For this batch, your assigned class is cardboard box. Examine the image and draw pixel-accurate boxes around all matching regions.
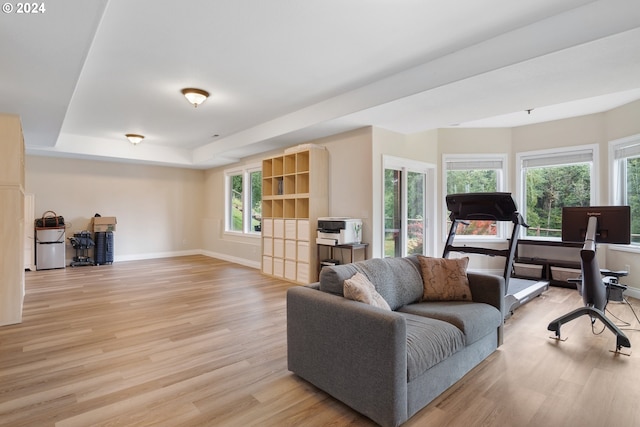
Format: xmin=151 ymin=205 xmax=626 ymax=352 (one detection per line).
xmin=92 ymin=216 xmax=117 ymax=232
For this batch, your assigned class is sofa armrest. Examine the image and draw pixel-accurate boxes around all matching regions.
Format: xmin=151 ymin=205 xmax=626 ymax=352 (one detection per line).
xmin=306 ymin=281 xmax=320 ymax=290
xmin=287 ymin=286 xmax=408 ymax=427
xmin=468 ymin=272 xmax=505 ymax=345
xmin=467 ymin=272 xmax=504 ymax=312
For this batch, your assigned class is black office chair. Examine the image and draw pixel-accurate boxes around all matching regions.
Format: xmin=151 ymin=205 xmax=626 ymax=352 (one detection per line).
xmin=547 ymin=207 xmax=631 ymax=353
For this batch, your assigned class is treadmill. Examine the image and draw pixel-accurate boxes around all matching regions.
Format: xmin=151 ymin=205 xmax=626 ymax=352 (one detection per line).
xmin=443 ymin=192 xmax=549 ymax=316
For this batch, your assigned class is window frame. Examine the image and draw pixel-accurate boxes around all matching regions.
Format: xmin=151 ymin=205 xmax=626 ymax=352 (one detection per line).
xmin=224 ymin=163 xmax=262 ymax=237
xmin=442 ymin=153 xmax=508 ymax=242
xmin=609 ymin=133 xmax=640 ymax=249
xmin=515 ymin=144 xmax=598 ymax=241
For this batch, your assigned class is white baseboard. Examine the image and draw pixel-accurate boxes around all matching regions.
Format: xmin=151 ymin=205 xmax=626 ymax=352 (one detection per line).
xmin=114 ymin=249 xmax=261 ymax=270
xmin=200 ymin=250 xmax=261 ymax=269
xmin=624 ymin=286 xmax=640 ymax=300
xmin=114 ymin=249 xmax=201 ymax=262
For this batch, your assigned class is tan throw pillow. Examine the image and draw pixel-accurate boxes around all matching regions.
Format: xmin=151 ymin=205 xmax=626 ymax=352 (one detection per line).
xmin=418 ymin=256 xmax=472 ymax=301
xmin=343 ymin=272 xmax=391 ymax=311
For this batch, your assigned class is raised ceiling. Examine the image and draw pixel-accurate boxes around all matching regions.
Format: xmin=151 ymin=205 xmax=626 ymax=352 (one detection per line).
xmin=2 ymin=0 xmax=640 ymax=168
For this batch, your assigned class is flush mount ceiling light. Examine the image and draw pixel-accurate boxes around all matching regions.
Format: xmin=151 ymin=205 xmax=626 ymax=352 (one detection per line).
xmin=181 ymin=88 xmax=209 ymax=107
xmin=125 ymin=133 xmax=144 ymax=145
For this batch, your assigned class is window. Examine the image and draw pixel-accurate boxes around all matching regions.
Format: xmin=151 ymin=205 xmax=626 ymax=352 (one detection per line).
xmin=228 ymin=173 xmax=243 ymax=232
xmin=443 ymin=155 xmax=506 ymax=239
xmin=383 ymin=156 xmax=435 ymax=258
xmin=611 ymin=134 xmax=640 ymax=245
xmin=248 ymin=170 xmax=262 ymax=232
xmin=517 ymin=145 xmax=597 ymax=239
xmin=225 ymin=165 xmax=262 ymax=235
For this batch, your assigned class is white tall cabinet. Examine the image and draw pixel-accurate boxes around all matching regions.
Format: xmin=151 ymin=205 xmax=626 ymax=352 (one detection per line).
xmin=0 ymin=114 xmax=26 ymax=326
xmin=261 ymin=147 xmax=328 ymax=284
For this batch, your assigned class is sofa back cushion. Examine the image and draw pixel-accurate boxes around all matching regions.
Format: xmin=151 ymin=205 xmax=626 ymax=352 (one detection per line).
xmin=319 ymin=256 xmax=424 ymax=310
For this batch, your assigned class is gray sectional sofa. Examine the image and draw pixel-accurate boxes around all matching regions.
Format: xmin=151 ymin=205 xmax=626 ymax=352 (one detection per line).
xmin=287 ymin=255 xmax=504 ymax=427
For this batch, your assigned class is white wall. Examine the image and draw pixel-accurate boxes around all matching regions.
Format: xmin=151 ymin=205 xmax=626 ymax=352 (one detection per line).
xmin=26 ymin=156 xmax=205 ymax=263
xmin=322 ymin=128 xmax=374 ymax=243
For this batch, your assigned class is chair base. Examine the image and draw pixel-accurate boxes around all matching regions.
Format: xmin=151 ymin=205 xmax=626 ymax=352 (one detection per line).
xmin=547 ymin=306 xmax=631 ymax=351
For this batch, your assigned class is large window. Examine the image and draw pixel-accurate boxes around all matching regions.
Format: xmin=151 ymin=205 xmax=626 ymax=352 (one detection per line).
xmin=517 ymin=145 xmax=597 ymax=239
xmin=443 ymin=155 xmax=506 ymax=239
xmin=611 ymin=135 xmax=640 ymax=245
xmin=383 ymin=156 xmax=434 ymax=258
xmin=225 ymin=165 xmax=262 ymax=235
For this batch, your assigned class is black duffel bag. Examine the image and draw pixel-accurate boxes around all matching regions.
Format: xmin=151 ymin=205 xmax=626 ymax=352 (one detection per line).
xmin=35 ymin=210 xmax=65 ymax=228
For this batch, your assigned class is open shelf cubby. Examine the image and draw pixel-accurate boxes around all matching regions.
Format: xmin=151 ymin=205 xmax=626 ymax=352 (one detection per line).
xmin=296 ymin=198 xmax=309 ymax=219
xmin=296 ymin=151 xmax=309 ymax=173
xmin=296 ymin=172 xmax=309 ymax=194
xmin=263 ymin=177 xmax=273 ymax=197
xmin=284 ymin=175 xmax=296 ymax=195
xmin=284 ymin=154 xmax=296 ymax=175
xmin=262 ymin=158 xmax=273 ymax=178
xmin=284 ymin=198 xmax=296 ymax=219
xmin=272 ymin=199 xmax=284 ymax=218
xmin=272 ymin=177 xmax=284 ymax=196
xmin=262 ymin=200 xmax=273 ymax=218
xmin=272 ymin=156 xmax=284 ymax=176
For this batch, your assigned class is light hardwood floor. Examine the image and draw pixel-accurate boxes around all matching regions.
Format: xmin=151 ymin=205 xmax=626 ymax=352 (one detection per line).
xmin=1 ymin=255 xmax=639 ymax=427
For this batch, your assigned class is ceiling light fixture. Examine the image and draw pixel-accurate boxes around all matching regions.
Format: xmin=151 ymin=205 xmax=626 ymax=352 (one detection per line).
xmin=125 ymin=133 xmax=145 ymax=145
xmin=181 ymin=88 xmax=209 ymax=107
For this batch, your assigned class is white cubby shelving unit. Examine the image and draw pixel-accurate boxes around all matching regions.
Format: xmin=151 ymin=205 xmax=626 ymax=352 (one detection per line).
xmin=261 ymin=147 xmax=328 ymax=284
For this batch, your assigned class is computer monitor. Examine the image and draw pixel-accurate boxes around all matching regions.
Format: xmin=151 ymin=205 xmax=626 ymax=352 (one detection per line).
xmin=561 ymin=206 xmax=631 ymax=245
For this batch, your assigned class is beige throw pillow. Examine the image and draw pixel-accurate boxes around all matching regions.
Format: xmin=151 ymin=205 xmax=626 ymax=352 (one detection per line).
xmin=418 ymin=256 xmax=472 ymax=301
xmin=343 ymin=272 xmax=391 ymax=311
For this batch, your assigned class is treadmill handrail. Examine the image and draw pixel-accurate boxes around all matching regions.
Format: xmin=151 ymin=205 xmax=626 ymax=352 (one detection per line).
xmin=444 ymin=245 xmax=511 ymax=258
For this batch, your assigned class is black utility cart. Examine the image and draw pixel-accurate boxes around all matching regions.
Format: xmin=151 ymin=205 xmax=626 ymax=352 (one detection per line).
xmin=69 ymin=231 xmax=95 ymax=267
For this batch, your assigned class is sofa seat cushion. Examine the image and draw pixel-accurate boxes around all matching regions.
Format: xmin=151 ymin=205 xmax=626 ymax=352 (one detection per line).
xmin=320 ymin=257 xmax=424 ymax=310
xmin=399 ymin=312 xmax=465 ymax=381
xmin=399 ymin=302 xmax=501 ymax=345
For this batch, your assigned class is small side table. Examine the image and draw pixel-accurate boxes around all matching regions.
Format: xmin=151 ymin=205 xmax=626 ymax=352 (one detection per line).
xmin=317 ymin=242 xmax=369 ymax=275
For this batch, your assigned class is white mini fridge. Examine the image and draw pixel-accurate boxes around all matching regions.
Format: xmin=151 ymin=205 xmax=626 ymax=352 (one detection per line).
xmin=35 ymin=227 xmax=66 ymax=270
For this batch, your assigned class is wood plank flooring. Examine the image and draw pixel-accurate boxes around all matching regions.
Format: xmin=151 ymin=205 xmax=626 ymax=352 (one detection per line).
xmin=1 ymin=255 xmax=639 ymax=426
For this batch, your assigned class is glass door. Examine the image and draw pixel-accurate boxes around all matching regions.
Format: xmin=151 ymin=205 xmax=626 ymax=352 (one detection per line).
xmin=384 ymin=169 xmax=402 ymax=257
xmin=406 ymin=171 xmax=425 ymax=256
xmin=383 ymin=156 xmax=434 ymax=258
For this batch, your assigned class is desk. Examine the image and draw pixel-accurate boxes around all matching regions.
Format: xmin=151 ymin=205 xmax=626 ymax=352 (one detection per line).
xmin=513 ymin=239 xmax=582 ymax=287
xmin=317 ymin=243 xmax=368 ymax=274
